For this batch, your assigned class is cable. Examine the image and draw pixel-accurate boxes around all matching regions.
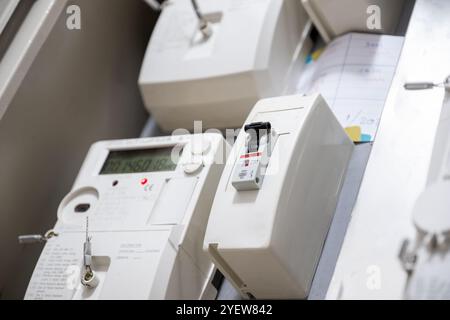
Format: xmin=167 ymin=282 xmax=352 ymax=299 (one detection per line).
xmin=191 ymin=0 xmax=204 ymax=21
xmin=190 ymin=0 xmax=212 ymax=39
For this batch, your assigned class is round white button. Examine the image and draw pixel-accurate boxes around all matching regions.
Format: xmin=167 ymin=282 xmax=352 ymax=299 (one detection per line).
xmin=191 ymin=138 xmax=211 ymax=155
xmin=183 ymin=160 xmax=203 ymax=174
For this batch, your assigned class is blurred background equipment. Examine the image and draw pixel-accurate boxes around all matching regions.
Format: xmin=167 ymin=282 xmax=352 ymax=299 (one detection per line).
xmin=301 ymin=0 xmax=408 ymax=42
xmin=139 ymin=0 xmax=312 ymax=131
xmin=399 ymin=79 xmax=450 ymax=299
xmin=327 ymin=0 xmax=450 ymax=299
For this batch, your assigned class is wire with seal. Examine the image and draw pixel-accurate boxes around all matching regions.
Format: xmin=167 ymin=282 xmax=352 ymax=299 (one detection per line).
xmin=190 ymin=0 xmax=212 ymax=39
xmin=404 ymin=75 xmax=450 ymax=91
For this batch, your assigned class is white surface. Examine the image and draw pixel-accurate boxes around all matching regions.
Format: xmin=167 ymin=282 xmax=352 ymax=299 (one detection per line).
xmin=25 ymin=134 xmax=227 ymax=300
xmin=405 ymin=181 xmax=450 ymax=300
xmin=0 ymin=0 xmax=67 ymax=120
xmin=297 ymin=33 xmax=404 ymax=141
xmin=301 ymin=0 xmax=405 ymax=43
xmin=405 ymin=233 xmax=450 ymax=299
xmin=327 ymin=0 xmax=450 ymax=299
xmin=0 ymin=0 xmax=19 ymax=35
xmin=139 ymin=0 xmax=311 ymax=130
xmin=412 ymin=182 xmax=450 ymax=235
xmin=426 ymin=92 xmax=450 ymax=185
xmin=204 ymin=94 xmax=353 ymax=299
xmin=403 ymin=77 xmax=450 ymax=300
xmin=149 ymin=177 xmax=198 ymax=225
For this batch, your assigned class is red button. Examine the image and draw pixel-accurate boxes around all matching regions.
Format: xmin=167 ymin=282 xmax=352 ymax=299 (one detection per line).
xmin=140 ymin=178 xmax=148 ymax=185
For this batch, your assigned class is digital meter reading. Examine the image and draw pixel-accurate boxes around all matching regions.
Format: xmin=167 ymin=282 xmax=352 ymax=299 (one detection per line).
xmin=100 ymin=147 xmax=179 ymax=174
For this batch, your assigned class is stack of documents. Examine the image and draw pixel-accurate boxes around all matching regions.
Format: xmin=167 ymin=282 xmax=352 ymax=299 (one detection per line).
xmin=297 ymin=33 xmax=404 ymax=142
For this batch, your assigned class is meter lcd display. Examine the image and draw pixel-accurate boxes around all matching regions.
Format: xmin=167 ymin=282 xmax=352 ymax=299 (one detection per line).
xmin=100 ymin=147 xmax=179 ymax=174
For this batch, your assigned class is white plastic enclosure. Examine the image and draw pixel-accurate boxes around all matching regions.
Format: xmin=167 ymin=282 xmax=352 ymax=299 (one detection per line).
xmin=203 ymin=94 xmax=354 ymax=299
xmin=139 ymin=0 xmax=311 ymax=131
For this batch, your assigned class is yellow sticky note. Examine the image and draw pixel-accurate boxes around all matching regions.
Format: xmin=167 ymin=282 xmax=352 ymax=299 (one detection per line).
xmin=311 ymin=48 xmax=324 ymax=61
xmin=345 ymin=126 xmax=361 ymax=142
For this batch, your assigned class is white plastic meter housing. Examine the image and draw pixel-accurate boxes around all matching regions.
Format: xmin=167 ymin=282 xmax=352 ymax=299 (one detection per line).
xmin=203 ymin=94 xmax=354 ymax=299
xmin=139 ymin=0 xmax=311 ymax=131
xmin=25 ymin=134 xmax=228 ymax=300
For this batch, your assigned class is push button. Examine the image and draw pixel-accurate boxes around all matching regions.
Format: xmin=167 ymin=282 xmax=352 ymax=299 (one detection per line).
xmin=183 ymin=160 xmax=203 ymax=174
xmin=191 ymin=137 xmax=211 ymax=155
